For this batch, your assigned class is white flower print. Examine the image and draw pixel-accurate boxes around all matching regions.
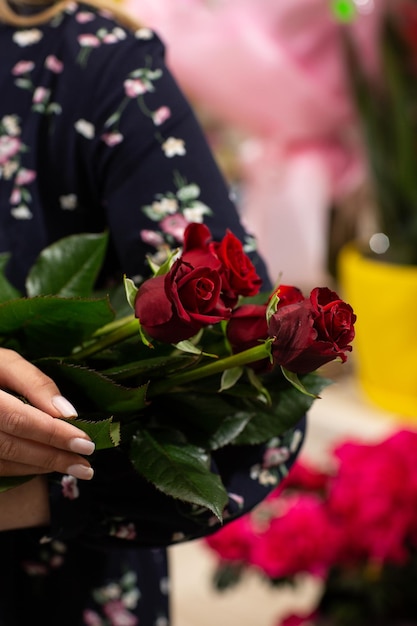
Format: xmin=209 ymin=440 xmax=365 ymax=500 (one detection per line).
xmin=59 ymin=194 xmax=78 ymax=209
xmin=183 ymin=203 xmax=211 ymax=223
xmin=135 ymin=27 xmax=153 ymax=40
xmin=113 ymin=27 xmax=126 ymax=40
xmin=290 ymin=428 xmax=303 ymax=453
xmin=61 ymin=475 xmax=80 ymax=499
xmin=2 ymin=115 xmax=20 ymax=136
xmin=162 ymin=137 xmax=186 ymax=158
xmin=11 ymin=205 xmax=33 ymax=220
xmin=152 ymin=197 xmax=178 ymax=217
xmin=13 ymin=28 xmax=43 ymax=47
xmin=74 ymin=118 xmax=95 ymax=139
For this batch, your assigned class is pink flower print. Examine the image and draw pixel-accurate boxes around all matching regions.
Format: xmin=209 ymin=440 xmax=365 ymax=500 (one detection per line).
xmin=152 ymin=106 xmax=171 ymax=126
xmin=9 ymin=188 xmax=21 ymax=205
xmin=15 ymin=168 xmax=36 ymax=186
xmin=140 ymin=229 xmax=165 ymax=247
xmin=111 ymin=523 xmax=137 ymax=540
xmin=78 ymin=33 xmax=100 ymax=47
xmin=102 ymin=33 xmax=119 ymax=44
xmin=21 ymin=561 xmax=49 ymax=576
xmin=83 ymin=610 xmax=102 ymax=626
xmin=160 ymin=213 xmax=189 ymax=241
xmin=76 ymin=10 xmax=95 ymax=23
xmin=61 ymin=475 xmax=80 ymax=499
xmin=101 ymin=131 xmax=124 ymax=146
xmin=124 ymin=78 xmax=147 ymax=98
xmin=32 ymin=86 xmax=50 ymax=105
xmin=12 ymin=60 xmax=35 ymax=75
xmin=45 ymin=54 xmax=63 ymax=73
xmin=0 ymin=136 xmax=21 ymax=165
xmin=104 ymin=600 xmax=138 ymax=626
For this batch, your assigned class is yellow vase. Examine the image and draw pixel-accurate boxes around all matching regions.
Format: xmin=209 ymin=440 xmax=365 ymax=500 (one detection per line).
xmin=337 ymin=242 xmax=417 ymax=420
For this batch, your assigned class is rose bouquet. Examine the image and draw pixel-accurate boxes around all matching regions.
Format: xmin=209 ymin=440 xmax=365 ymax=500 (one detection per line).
xmin=0 ymin=222 xmax=355 ymax=519
xmin=206 ymin=428 xmax=417 ymax=625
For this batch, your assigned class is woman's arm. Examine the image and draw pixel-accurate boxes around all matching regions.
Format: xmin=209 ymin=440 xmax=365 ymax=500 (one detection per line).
xmin=0 ymin=476 xmax=49 ymax=531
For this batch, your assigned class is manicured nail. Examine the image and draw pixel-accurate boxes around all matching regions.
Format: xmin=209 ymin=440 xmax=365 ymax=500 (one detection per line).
xmin=70 ymin=437 xmax=95 ymax=456
xmin=52 ymin=395 xmax=78 ymax=418
xmin=66 ymin=464 xmax=94 ymax=480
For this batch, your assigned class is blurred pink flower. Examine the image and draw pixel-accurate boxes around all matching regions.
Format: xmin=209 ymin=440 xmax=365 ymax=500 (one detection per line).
xmin=249 ymin=492 xmax=340 ymax=578
xmin=328 ymin=429 xmax=417 ymax=565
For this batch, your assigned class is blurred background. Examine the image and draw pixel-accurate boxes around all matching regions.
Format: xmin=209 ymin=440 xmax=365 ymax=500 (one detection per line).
xmin=124 ymin=1 xmax=417 ymax=624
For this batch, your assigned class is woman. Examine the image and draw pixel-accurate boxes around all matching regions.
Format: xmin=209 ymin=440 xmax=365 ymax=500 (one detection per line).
xmin=0 ymin=2 xmax=306 ymax=624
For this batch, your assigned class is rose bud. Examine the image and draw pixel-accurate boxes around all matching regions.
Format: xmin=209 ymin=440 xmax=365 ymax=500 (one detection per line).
xmin=182 ymin=222 xmax=221 ymax=270
xmin=135 ymin=257 xmax=230 ymax=343
xmin=212 ymin=230 xmax=263 ymax=307
xmin=271 ymin=284 xmax=304 ymax=307
xmin=269 ymin=287 xmax=356 ymax=374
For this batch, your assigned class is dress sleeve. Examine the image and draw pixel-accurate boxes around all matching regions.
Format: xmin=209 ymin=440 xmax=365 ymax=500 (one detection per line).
xmin=45 ymin=28 xmax=307 ymax=547
xmin=71 ymin=30 xmax=269 ymax=284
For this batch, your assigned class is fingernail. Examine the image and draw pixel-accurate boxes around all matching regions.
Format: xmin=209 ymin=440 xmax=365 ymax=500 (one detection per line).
xmin=66 ymin=464 xmax=94 ymax=480
xmin=70 ymin=437 xmax=95 ymax=455
xmin=52 ymin=395 xmax=78 ymax=418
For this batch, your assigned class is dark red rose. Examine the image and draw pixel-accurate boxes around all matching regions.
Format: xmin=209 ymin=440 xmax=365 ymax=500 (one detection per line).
xmin=181 ymin=222 xmax=221 ymax=271
xmin=135 ymin=257 xmax=230 ymax=343
xmin=211 ymin=230 xmax=262 ymax=307
xmin=269 ymin=287 xmax=356 ymax=374
xmin=226 ymin=304 xmax=269 ymax=352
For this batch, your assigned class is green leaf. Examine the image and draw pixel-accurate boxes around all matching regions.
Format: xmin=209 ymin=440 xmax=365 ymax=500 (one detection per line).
xmin=64 ymin=417 xmax=120 ymax=450
xmin=0 ymin=253 xmax=22 ymax=302
xmin=220 ymin=367 xmax=243 ymax=391
xmin=233 ymin=374 xmax=331 ymax=445
xmin=123 ymin=276 xmax=138 ymax=310
xmin=153 ymin=391 xmax=255 ymax=449
xmin=0 ymin=296 xmax=114 ymax=357
xmin=130 ymin=428 xmax=228 ymax=520
xmin=281 ymin=367 xmax=320 ymax=398
xmin=26 ymin=232 xmax=109 ymax=297
xmin=39 ymin=361 xmax=149 ymax=413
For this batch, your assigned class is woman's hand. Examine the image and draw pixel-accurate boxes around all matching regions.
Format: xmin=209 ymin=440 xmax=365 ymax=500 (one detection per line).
xmin=0 ymin=348 xmax=95 ymax=481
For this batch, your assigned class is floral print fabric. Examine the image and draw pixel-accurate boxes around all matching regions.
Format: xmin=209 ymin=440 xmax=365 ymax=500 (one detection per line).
xmin=0 ymin=4 xmax=305 ymax=625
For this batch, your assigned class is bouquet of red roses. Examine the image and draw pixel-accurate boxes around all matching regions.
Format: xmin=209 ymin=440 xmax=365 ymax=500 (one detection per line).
xmin=0 ymin=222 xmax=355 ymax=518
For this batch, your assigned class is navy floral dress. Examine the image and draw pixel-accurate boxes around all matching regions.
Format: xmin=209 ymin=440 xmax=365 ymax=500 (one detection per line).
xmin=0 ymin=4 xmax=306 ymax=625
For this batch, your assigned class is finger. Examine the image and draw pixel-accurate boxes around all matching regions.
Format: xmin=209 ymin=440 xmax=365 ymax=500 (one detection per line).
xmin=0 ymin=348 xmax=78 ymax=419
xmin=0 ymin=433 xmax=94 ymax=480
xmin=0 ymin=390 xmax=95 ymax=456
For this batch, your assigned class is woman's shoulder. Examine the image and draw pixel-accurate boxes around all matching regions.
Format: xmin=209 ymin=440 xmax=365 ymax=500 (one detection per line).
xmin=52 ymin=1 xmax=166 ymax=66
